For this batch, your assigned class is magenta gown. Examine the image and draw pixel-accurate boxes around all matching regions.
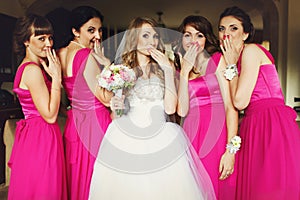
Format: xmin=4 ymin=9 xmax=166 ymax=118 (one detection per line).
xmin=62 ymin=48 xmax=112 ymax=200
xmin=183 ymin=53 xmax=237 ymax=199
xmin=235 ymin=44 xmax=300 ymax=200
xmin=8 ymin=62 xmax=67 ymax=200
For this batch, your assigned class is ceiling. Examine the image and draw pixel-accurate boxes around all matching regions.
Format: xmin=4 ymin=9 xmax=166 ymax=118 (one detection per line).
xmin=1 ymin=0 xmax=263 ymax=30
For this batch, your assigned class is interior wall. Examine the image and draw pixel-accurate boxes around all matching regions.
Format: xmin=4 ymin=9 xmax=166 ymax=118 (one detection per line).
xmin=286 ymin=0 xmax=300 ymax=111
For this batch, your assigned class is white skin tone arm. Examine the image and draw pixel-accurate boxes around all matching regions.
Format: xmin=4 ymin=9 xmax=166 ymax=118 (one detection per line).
xmin=149 ymin=47 xmax=177 ymax=115
xmin=21 ymin=48 xmax=61 ymax=124
xmin=84 ymin=54 xmax=114 ymax=107
xmin=216 ymin=57 xmax=239 ymax=180
xmin=177 ymin=43 xmax=200 ymax=117
xmin=221 ymin=39 xmax=265 ymax=110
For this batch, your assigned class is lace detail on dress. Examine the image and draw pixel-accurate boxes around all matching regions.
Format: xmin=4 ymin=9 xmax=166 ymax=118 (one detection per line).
xmin=127 ymin=76 xmax=164 ymax=106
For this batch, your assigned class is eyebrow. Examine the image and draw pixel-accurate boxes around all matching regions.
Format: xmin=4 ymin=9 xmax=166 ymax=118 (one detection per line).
xmin=184 ymin=30 xmax=203 ymax=35
xmin=142 ymin=30 xmax=151 ymax=34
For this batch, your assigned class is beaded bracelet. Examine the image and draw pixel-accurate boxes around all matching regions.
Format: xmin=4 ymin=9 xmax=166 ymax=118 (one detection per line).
xmin=226 ymin=135 xmax=241 ymax=154
xmin=224 ymin=64 xmax=238 ymax=81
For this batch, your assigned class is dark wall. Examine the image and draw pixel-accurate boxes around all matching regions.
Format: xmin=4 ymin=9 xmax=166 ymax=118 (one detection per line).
xmin=0 ymin=13 xmax=17 ymax=81
xmin=46 ymin=7 xmax=72 ymax=50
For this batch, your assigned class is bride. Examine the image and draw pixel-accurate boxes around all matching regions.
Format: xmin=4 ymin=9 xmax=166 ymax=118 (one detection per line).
xmin=88 ymin=16 xmax=216 ymax=200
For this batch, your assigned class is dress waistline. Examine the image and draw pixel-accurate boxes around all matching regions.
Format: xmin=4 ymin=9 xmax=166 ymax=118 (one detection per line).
xmin=244 ymin=98 xmax=284 ymax=116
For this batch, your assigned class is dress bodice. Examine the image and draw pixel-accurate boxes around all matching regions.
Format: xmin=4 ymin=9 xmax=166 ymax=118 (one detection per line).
xmin=125 ymin=76 xmax=165 ymax=127
xmin=237 ymin=44 xmax=284 ymax=103
xmin=62 ymin=48 xmax=106 ymax=111
xmin=188 ymin=53 xmax=224 ymax=108
xmin=127 ymin=76 xmax=164 ymax=105
xmin=13 ymin=62 xmax=50 ymax=119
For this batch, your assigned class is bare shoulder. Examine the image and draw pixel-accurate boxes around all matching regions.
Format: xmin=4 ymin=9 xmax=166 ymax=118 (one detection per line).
xmin=22 ymin=63 xmax=44 ymax=80
xmin=20 ymin=63 xmax=44 ymax=89
xmin=243 ymin=43 xmax=261 ymax=53
xmin=57 ymin=46 xmax=68 ymax=57
xmin=242 ymin=44 xmax=266 ymax=59
xmin=23 ymin=63 xmax=42 ymax=73
xmin=57 ymin=46 xmax=73 ymax=71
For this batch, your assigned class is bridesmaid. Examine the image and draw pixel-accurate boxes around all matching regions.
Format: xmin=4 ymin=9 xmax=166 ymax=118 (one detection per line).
xmin=176 ymin=15 xmax=239 ymax=199
xmin=8 ymin=14 xmax=67 ymax=199
xmin=219 ymin=6 xmax=300 ymax=200
xmin=57 ymin=6 xmax=113 ymax=200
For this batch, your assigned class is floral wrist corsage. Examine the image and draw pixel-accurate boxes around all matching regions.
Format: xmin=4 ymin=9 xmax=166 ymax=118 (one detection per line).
xmin=224 ymin=64 xmax=238 ymax=80
xmin=226 ymin=135 xmax=241 ymax=154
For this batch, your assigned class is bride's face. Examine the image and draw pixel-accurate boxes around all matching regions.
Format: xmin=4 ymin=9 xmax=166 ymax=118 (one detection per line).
xmin=136 ymin=23 xmax=159 ymax=56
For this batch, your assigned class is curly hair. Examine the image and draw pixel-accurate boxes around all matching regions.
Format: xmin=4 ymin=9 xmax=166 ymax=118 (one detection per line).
xmin=121 ymin=17 xmax=165 ymax=81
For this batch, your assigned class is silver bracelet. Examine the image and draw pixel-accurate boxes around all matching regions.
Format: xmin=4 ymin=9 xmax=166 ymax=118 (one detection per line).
xmin=226 ymin=135 xmax=241 ymax=154
xmin=224 ymin=64 xmax=238 ymax=81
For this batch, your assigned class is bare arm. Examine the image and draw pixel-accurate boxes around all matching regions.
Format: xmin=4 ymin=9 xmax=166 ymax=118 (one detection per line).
xmin=177 ymin=44 xmax=200 ymax=117
xmin=224 ymin=45 xmax=261 ymax=110
xmin=84 ymin=53 xmax=114 ymax=107
xmin=177 ymin=68 xmax=190 ymax=117
xmin=149 ymin=48 xmax=177 ymax=114
xmin=23 ymin=49 xmax=62 ymax=123
xmin=221 ymin=39 xmax=262 ymax=110
xmin=215 ymin=61 xmax=239 ymax=180
xmin=163 ymin=67 xmax=177 ymax=115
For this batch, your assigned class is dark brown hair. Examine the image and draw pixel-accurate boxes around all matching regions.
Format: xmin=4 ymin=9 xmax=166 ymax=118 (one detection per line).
xmin=176 ymin=15 xmax=219 ymax=55
xmin=219 ymin=6 xmax=255 ymax=43
xmin=13 ymin=14 xmax=53 ymax=57
xmin=174 ymin=15 xmax=219 ymax=70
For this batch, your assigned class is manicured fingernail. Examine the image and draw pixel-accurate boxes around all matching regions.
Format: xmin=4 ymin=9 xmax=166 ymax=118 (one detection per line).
xmin=223 ymin=35 xmax=226 ymax=40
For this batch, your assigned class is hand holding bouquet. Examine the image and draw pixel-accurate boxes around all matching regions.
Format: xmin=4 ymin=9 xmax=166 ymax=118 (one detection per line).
xmin=97 ymin=64 xmax=136 ymax=116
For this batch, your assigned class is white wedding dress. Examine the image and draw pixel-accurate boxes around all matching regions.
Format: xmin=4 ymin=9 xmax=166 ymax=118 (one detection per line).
xmin=88 ymin=76 xmax=216 ymax=200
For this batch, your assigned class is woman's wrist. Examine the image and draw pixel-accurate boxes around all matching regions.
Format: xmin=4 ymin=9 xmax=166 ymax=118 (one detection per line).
xmin=226 ymin=135 xmax=241 ymax=154
xmin=163 ymin=66 xmax=174 ymax=75
xmin=52 ymin=75 xmax=62 ymax=83
xmin=180 ymin=67 xmax=190 ymax=79
xmin=224 ymin=64 xmax=238 ymax=80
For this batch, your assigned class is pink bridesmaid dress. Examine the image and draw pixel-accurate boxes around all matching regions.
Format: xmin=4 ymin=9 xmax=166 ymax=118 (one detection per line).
xmin=183 ymin=53 xmax=237 ymax=199
xmin=235 ymin=44 xmax=300 ymax=200
xmin=8 ymin=62 xmax=67 ymax=200
xmin=62 ymin=48 xmax=112 ymax=200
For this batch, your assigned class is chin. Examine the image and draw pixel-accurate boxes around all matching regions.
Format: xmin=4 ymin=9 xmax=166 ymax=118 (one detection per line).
xmin=40 ymin=52 xmax=47 ymax=57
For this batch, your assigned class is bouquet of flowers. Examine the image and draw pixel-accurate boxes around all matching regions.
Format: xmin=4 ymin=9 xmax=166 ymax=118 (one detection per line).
xmin=97 ymin=64 xmax=136 ymax=116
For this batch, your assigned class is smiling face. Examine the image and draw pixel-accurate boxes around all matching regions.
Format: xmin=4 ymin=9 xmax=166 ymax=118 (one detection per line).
xmin=218 ymin=15 xmax=249 ymax=49
xmin=182 ymin=25 xmax=206 ymax=52
xmin=73 ymin=17 xmax=103 ymax=49
xmin=136 ymin=23 xmax=159 ymax=56
xmin=25 ymin=33 xmax=53 ymax=58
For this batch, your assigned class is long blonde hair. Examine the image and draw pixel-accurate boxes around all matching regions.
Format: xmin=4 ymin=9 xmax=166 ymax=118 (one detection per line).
xmin=121 ymin=17 xmax=165 ymax=81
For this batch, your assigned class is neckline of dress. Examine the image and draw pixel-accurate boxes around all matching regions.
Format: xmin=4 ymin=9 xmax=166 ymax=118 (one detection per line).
xmin=70 ymin=40 xmax=86 ymax=48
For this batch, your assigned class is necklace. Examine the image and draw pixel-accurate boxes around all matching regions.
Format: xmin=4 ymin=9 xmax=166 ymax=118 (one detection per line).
xmin=70 ymin=40 xmax=86 ymax=48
